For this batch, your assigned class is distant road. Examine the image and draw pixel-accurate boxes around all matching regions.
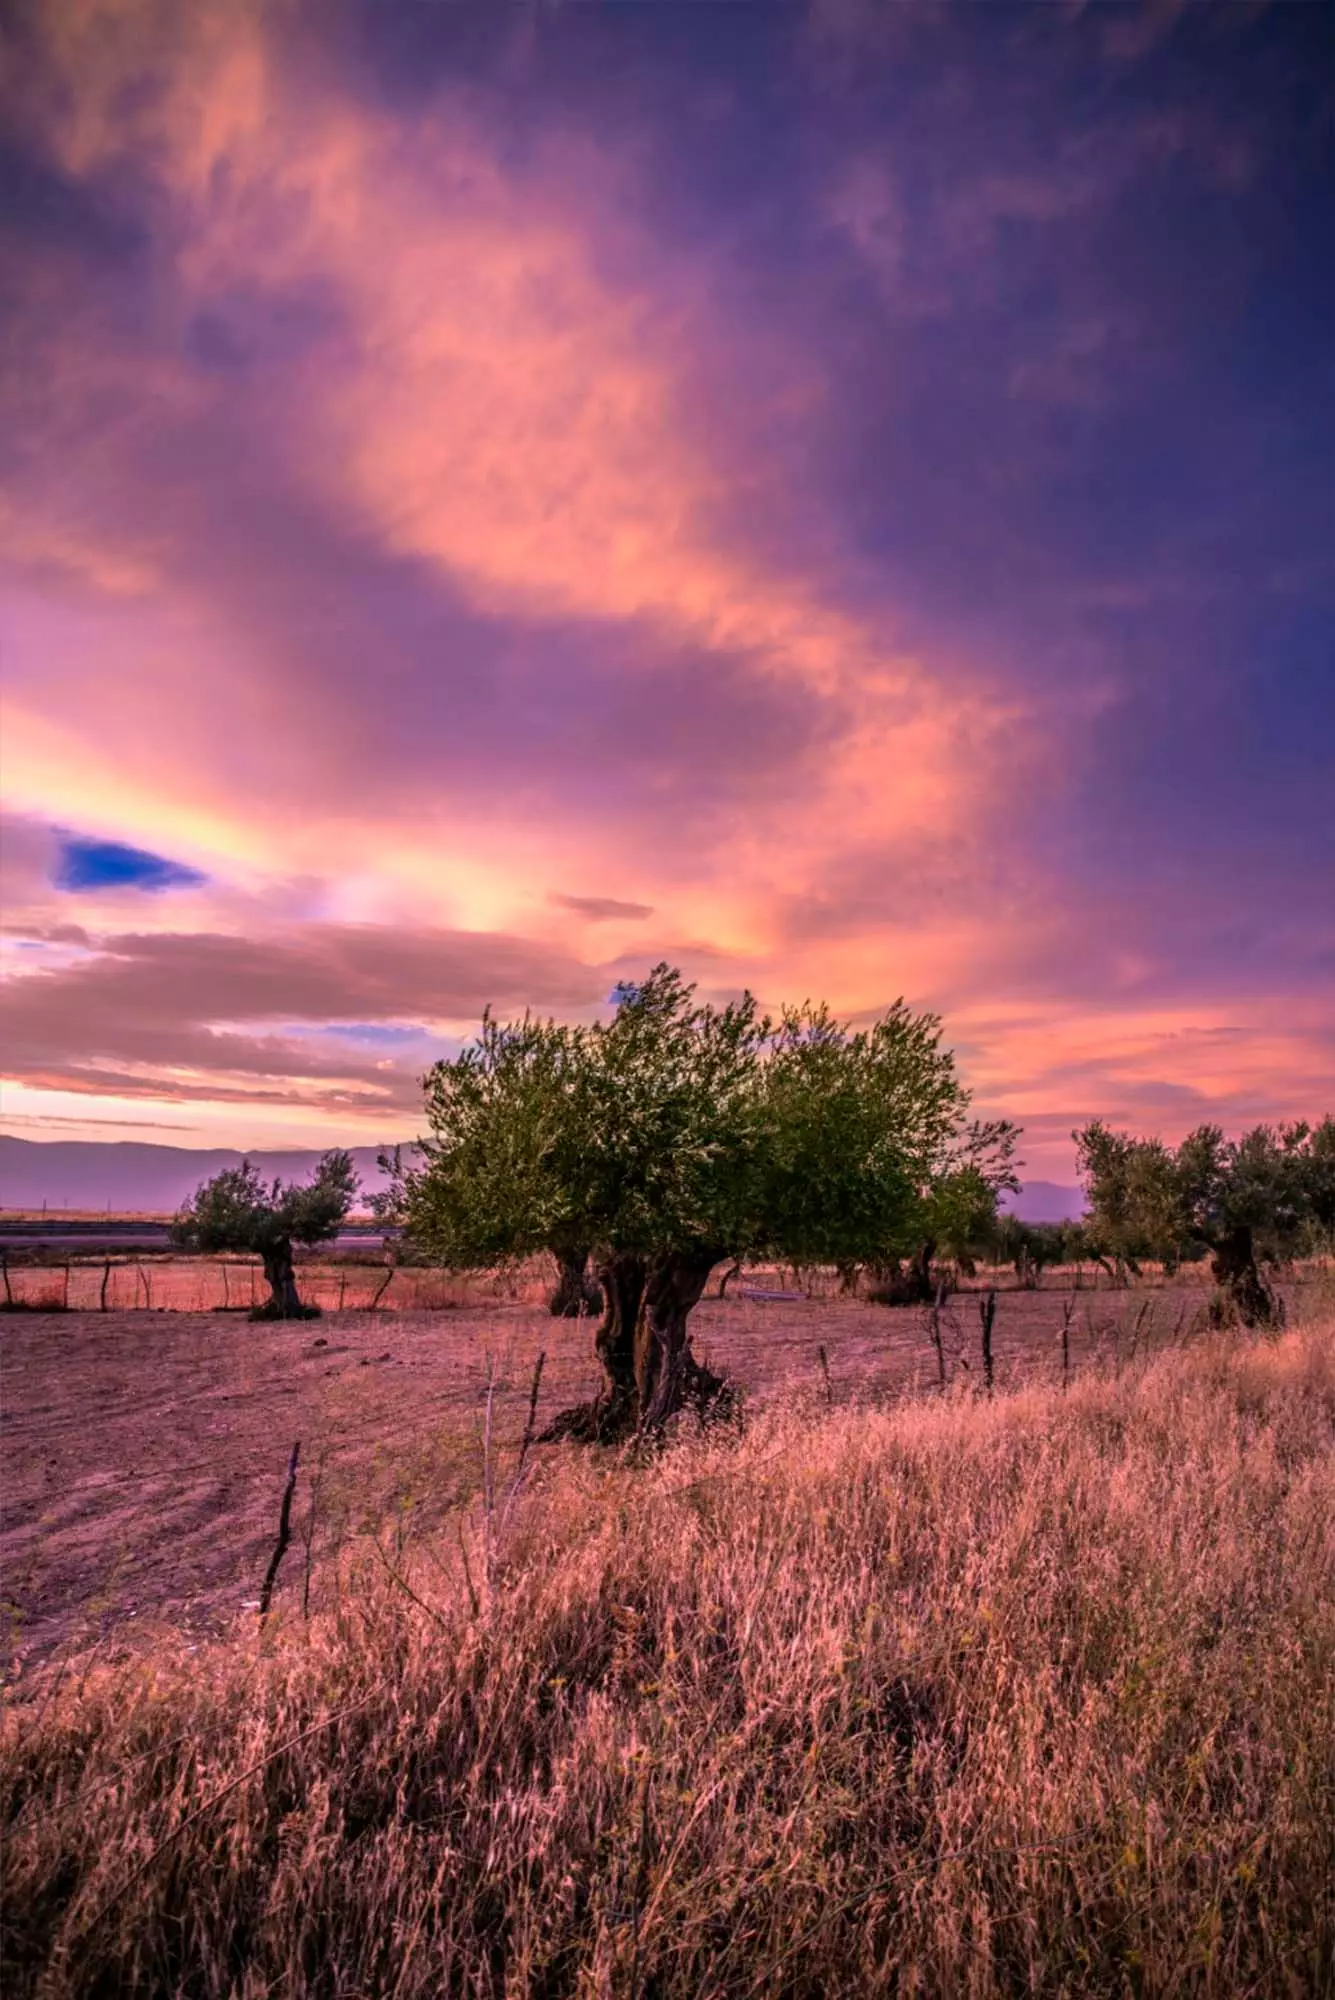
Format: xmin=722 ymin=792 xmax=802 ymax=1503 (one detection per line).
xmin=0 ymin=1221 xmax=389 ymax=1253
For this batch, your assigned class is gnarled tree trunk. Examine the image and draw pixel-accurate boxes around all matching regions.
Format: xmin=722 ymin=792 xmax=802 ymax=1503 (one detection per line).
xmin=1210 ymin=1225 xmax=1281 ymax=1329
xmin=541 ymin=1248 xmax=734 ymax=1442
xmin=541 ymin=1254 xmax=645 ymax=1441
xmin=259 ymin=1237 xmax=304 ymax=1318
xmin=548 ymin=1245 xmax=602 ymax=1318
xmin=634 ymin=1248 xmax=729 ymax=1433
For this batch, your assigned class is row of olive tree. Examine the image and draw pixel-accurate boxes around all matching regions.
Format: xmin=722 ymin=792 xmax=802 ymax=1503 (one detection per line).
xmin=381 ymin=965 xmax=1018 ymax=1438
xmin=167 ymin=971 xmax=1332 ymax=1412
xmin=1073 ymin=1117 xmax=1335 ymax=1325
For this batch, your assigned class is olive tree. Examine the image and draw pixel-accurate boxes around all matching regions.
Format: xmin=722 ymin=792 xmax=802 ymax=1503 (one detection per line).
xmin=170 ymin=1151 xmax=358 ymax=1317
xmin=1072 ymin=1122 xmax=1180 ymax=1281
xmin=401 ymin=964 xmax=1012 ymax=1437
xmin=1075 ymin=1117 xmax=1334 ymax=1326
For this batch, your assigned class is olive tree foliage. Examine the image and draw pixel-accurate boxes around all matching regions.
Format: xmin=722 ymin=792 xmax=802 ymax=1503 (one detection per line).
xmin=1075 ymin=1116 xmax=1335 ymax=1326
xmin=762 ymin=1001 xmax=1017 ymax=1298
xmin=397 ymin=964 xmax=1016 ymax=1437
xmin=170 ymin=1151 xmax=358 ymax=1318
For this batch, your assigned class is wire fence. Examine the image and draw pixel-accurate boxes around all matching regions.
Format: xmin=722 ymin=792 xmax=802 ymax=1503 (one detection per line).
xmin=0 ymin=1255 xmax=549 ymax=1315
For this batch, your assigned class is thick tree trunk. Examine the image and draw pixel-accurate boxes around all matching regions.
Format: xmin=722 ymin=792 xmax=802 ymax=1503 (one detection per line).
xmin=869 ymin=1249 xmax=948 ymax=1307
xmin=541 ymin=1248 xmax=734 ymax=1442
xmin=540 ymin=1255 xmax=645 ymax=1442
xmin=594 ymin=1255 xmax=646 ymax=1419
xmin=548 ymin=1245 xmax=602 ymax=1318
xmin=1210 ymin=1225 xmax=1281 ymax=1329
xmin=259 ymin=1238 xmax=305 ymax=1318
xmin=907 ymin=1240 xmax=939 ymax=1304
xmin=634 ymin=1249 xmax=733 ymax=1434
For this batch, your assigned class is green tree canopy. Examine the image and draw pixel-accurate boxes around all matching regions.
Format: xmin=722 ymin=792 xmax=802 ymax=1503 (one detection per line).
xmin=401 ymin=965 xmax=1016 ymax=1436
xmin=170 ymin=1150 xmax=358 ymax=1317
xmin=1074 ymin=1117 xmax=1334 ymax=1325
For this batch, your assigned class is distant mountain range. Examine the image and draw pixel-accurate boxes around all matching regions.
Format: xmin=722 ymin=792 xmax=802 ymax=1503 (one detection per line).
xmin=1000 ymin=1180 xmax=1086 ymax=1223
xmin=0 ymin=1135 xmax=1085 ymax=1222
xmin=0 ymin=1137 xmax=408 ymax=1214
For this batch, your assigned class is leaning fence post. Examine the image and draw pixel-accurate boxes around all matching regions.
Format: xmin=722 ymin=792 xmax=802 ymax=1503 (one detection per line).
xmin=100 ymin=1259 xmax=112 ymax=1312
xmin=259 ymin=1440 xmax=301 ymax=1621
xmin=1 ymin=1250 xmax=10 ymax=1309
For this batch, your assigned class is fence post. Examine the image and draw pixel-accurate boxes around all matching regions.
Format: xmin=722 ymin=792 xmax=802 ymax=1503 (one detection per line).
xmin=979 ymin=1289 xmax=996 ymax=1396
xmin=259 ymin=1441 xmax=301 ymax=1620
xmin=929 ymin=1280 xmax=946 ymax=1389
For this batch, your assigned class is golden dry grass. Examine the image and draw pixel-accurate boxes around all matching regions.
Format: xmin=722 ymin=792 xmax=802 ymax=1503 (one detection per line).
xmin=3 ymin=1318 xmax=1333 ymax=1997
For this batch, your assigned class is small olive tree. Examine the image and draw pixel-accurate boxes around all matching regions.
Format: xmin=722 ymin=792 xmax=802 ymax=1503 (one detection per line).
xmin=170 ymin=1151 xmax=359 ymax=1318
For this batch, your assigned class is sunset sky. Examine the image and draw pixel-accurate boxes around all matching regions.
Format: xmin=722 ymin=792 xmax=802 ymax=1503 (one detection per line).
xmin=1 ymin=0 xmax=1331 ymax=1180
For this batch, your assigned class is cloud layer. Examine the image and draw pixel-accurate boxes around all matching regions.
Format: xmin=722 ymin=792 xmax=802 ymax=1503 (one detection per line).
xmin=1 ymin=0 xmax=1331 ymax=1172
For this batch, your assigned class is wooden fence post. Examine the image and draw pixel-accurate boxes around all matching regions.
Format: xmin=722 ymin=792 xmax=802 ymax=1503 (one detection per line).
xmin=259 ymin=1441 xmax=301 ymax=1620
xmin=979 ymin=1289 xmax=996 ymax=1396
xmin=929 ymin=1280 xmax=947 ymax=1389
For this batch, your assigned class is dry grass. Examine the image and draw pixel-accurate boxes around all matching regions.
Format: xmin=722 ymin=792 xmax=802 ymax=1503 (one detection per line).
xmin=4 ymin=1320 xmax=1334 ymax=1998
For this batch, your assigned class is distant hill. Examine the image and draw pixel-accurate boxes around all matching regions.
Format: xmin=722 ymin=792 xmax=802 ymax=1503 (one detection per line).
xmin=0 ymin=1137 xmax=413 ymax=1215
xmin=1001 ymin=1180 xmax=1086 ymax=1223
xmin=2 ymin=1134 xmax=1084 ymax=1224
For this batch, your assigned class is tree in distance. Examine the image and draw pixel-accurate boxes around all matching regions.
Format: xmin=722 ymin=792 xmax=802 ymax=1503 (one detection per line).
xmin=395 ymin=964 xmax=1018 ymax=1439
xmin=1074 ymin=1117 xmax=1335 ymax=1326
xmin=995 ymin=1217 xmax=1071 ymax=1288
xmin=170 ymin=1151 xmax=359 ymax=1318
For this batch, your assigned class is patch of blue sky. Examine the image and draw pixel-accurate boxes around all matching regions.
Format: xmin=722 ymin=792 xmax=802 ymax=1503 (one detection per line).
xmin=56 ymin=835 xmax=206 ymax=892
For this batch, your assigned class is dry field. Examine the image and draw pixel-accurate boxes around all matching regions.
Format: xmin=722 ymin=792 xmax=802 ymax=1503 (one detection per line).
xmin=0 ymin=1272 xmax=1325 ymax=1674
xmin=3 ymin=1306 xmax=1332 ymax=1997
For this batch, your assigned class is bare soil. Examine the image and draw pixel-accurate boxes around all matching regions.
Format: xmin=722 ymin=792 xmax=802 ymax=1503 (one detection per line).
xmin=2 ymin=1273 xmax=1320 ymax=1676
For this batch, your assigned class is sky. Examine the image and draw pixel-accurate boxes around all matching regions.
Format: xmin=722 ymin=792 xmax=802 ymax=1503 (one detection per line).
xmin=0 ymin=0 xmax=1331 ymax=1181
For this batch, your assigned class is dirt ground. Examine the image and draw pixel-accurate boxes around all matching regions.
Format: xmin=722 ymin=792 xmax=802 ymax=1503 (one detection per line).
xmin=2 ymin=1273 xmax=1323 ymax=1677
